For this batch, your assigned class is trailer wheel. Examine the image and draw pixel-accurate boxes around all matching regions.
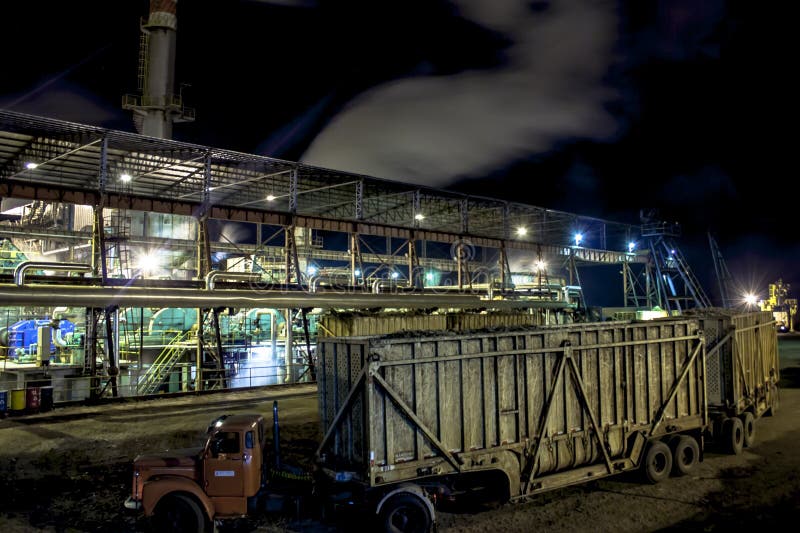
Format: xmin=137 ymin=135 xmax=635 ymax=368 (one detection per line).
xmin=670 ymin=436 xmax=699 ymax=476
xmin=740 ymin=412 xmax=756 ymax=448
xmin=642 ymin=441 xmax=672 ymax=484
xmin=377 ymin=492 xmax=432 ymax=533
xmin=722 ymin=417 xmax=744 ymax=455
xmin=151 ymin=494 xmax=209 ymax=533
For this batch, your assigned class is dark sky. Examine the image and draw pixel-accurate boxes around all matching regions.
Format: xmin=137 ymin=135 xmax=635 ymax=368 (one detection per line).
xmin=0 ymin=0 xmax=793 ymax=305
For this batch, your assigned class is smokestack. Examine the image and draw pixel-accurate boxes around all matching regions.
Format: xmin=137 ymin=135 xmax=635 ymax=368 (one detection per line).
xmin=123 ymin=0 xmax=194 ymax=138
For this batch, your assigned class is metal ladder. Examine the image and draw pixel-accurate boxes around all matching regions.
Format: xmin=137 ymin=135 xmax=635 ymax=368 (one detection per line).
xmin=137 ymin=331 xmax=190 ymax=395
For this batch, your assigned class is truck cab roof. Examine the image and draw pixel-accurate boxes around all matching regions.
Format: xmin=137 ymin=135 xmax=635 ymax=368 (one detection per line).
xmin=208 ymin=414 xmax=264 ymax=434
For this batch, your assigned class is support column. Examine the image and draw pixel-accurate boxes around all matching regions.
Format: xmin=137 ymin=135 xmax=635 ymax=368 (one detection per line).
xmin=284 ymin=308 xmax=293 ymax=383
xmin=350 ymin=233 xmax=358 ymax=287
xmin=623 ymin=261 xmax=629 ymax=308
xmin=104 ymin=307 xmax=119 ymax=397
xmin=407 ymin=237 xmax=418 ymax=289
xmin=194 ymin=151 xmax=213 ymax=392
xmin=500 ymin=244 xmax=508 ymax=289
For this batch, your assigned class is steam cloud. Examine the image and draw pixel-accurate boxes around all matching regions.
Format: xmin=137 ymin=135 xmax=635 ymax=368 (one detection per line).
xmin=301 ymin=0 xmax=620 ymax=187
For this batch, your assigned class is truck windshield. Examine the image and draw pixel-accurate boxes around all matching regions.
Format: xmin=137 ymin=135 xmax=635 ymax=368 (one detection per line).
xmin=210 ymin=431 xmax=240 ymax=456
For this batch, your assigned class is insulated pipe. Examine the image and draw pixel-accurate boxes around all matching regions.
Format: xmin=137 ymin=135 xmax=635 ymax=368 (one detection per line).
xmin=0 ymin=285 xmax=574 ymax=310
xmin=53 ymin=324 xmax=69 ymax=348
xmin=204 ymin=271 xmax=261 ymax=291
xmin=309 ymin=276 xmax=347 ymax=293
xmin=372 ymin=279 xmax=395 ymax=294
xmin=52 ymin=307 xmax=83 ymax=348
xmin=14 ymin=261 xmax=92 ymax=286
xmin=255 ymin=309 xmax=279 ymax=356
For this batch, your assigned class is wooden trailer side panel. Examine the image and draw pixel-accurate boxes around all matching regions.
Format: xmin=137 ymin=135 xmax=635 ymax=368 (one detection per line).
xmin=688 ymin=309 xmax=779 ymax=415
xmin=317 ymin=318 xmax=706 ymax=489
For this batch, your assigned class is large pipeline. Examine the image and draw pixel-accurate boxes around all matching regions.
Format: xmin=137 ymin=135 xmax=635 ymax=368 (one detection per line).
xmin=204 ymin=271 xmax=261 ymax=291
xmin=14 ymin=261 xmax=92 ymax=286
xmin=0 ymin=284 xmax=573 ymax=310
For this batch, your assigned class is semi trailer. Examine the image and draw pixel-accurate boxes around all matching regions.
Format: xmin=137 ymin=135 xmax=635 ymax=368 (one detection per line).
xmin=124 ymin=310 xmax=779 ymax=532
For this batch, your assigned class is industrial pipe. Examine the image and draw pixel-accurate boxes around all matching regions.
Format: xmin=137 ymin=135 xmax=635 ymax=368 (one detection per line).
xmin=204 ymin=271 xmax=262 ymax=291
xmin=309 ymin=275 xmax=347 ymax=293
xmin=255 ymin=309 xmax=279 ymax=356
xmin=372 ymin=279 xmax=396 ymax=294
xmin=0 ymin=285 xmax=574 ymax=310
xmin=53 ymin=325 xmax=69 ymax=349
xmin=14 ymin=261 xmax=92 ymax=286
xmin=52 ymin=307 xmax=82 ymax=348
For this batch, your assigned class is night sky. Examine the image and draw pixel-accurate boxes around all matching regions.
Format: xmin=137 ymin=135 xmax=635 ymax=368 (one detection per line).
xmin=0 ymin=0 xmax=792 ymax=305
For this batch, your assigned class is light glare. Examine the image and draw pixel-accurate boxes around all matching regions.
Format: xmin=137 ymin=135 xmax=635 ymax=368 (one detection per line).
xmin=136 ymin=251 xmax=161 ymax=274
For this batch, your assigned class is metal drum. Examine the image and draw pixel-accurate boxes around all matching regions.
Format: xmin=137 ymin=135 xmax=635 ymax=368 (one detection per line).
xmin=25 ymin=387 xmax=40 ymax=414
xmin=39 ymin=386 xmax=54 ymax=412
xmin=10 ymin=389 xmax=26 ymax=415
xmin=0 ymin=390 xmax=7 ymax=417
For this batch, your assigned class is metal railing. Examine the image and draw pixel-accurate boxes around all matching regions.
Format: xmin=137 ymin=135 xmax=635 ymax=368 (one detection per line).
xmin=136 ymin=330 xmax=191 ymax=395
xmin=0 ymin=361 xmax=314 ymax=412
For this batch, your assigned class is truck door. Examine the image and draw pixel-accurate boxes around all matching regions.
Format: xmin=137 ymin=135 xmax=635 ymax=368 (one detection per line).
xmin=204 ymin=431 xmax=245 ymax=496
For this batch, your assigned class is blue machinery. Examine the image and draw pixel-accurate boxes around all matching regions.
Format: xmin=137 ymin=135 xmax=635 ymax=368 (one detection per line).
xmin=4 ymin=318 xmax=76 ymax=359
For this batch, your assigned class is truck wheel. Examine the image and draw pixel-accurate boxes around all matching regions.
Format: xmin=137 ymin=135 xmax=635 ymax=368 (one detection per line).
xmin=740 ymin=412 xmax=756 ymax=448
xmin=642 ymin=441 xmax=672 ymax=484
xmin=152 ymin=494 xmax=209 ymax=533
xmin=670 ymin=436 xmax=699 ymax=476
xmin=378 ymin=493 xmax=432 ymax=533
xmin=723 ymin=417 xmax=744 ymax=455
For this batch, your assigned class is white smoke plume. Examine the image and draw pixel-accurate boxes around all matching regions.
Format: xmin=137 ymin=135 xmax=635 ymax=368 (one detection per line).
xmin=301 ymin=0 xmax=620 ymax=187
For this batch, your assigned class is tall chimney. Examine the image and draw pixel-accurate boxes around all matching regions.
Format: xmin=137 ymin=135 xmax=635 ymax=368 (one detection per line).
xmin=123 ymin=0 xmax=194 ymax=139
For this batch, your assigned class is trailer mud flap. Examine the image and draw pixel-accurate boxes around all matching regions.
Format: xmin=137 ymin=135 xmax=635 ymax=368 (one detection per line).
xmin=627 ymin=432 xmax=646 ymax=466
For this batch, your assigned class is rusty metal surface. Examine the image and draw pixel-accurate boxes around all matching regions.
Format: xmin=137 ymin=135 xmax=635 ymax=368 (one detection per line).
xmin=317 ymin=318 xmax=706 ymax=494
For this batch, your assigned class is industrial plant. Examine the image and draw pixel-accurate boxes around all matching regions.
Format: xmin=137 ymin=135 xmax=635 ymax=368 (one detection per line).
xmin=0 ymin=0 xmax=728 ymax=411
xmin=0 ymin=3 xmax=790 ymax=533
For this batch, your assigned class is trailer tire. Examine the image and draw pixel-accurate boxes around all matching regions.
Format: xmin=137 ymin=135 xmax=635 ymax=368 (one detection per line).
xmin=723 ymin=417 xmax=744 ymax=455
xmin=740 ymin=412 xmax=756 ymax=448
xmin=670 ymin=436 xmax=699 ymax=476
xmin=377 ymin=492 xmax=432 ymax=533
xmin=151 ymin=494 xmax=210 ymax=533
xmin=643 ymin=441 xmax=672 ymax=484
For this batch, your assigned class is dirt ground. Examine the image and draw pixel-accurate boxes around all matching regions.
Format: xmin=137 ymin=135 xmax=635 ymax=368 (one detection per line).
xmin=1 ymin=337 xmax=799 ymax=532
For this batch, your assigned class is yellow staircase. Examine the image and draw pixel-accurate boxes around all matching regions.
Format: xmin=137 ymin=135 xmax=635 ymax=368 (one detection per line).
xmin=137 ymin=331 xmax=191 ymax=395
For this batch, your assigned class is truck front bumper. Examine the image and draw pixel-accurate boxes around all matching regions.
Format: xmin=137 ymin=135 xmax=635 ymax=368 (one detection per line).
xmin=124 ymin=497 xmax=142 ymax=511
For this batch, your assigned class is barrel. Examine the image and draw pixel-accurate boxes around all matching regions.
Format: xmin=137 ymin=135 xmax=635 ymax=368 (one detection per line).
xmin=10 ymin=389 xmax=26 ymax=415
xmin=39 ymin=386 xmax=54 ymax=413
xmin=25 ymin=387 xmax=40 ymax=414
xmin=0 ymin=390 xmax=7 ymax=417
